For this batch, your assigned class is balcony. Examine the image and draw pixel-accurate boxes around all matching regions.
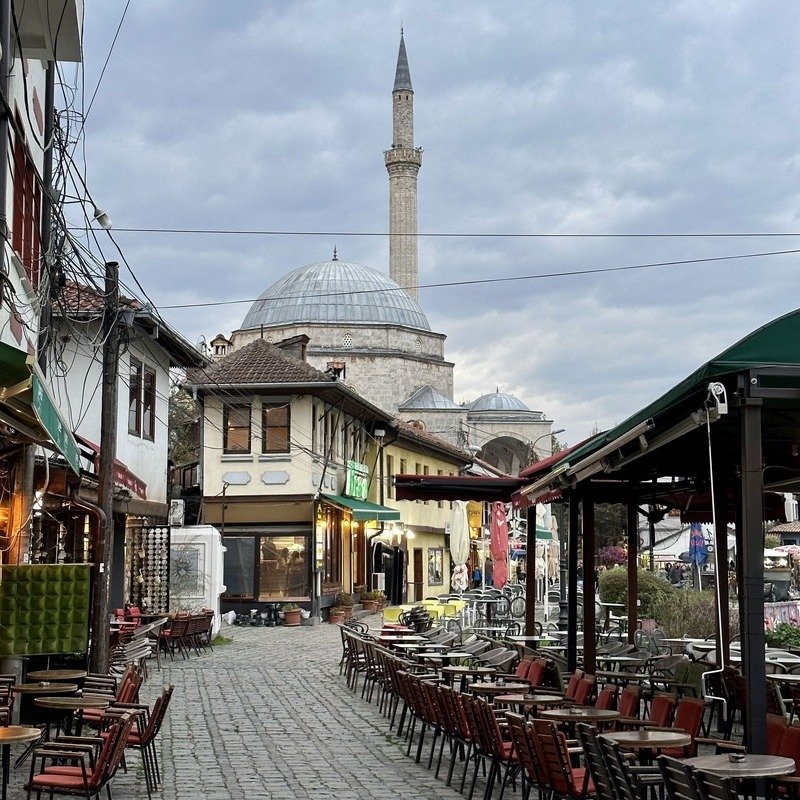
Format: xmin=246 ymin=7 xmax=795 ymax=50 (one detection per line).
xmin=16 ymin=0 xmax=83 ymax=62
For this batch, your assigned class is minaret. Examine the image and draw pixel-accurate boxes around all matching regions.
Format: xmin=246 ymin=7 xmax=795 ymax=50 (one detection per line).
xmin=385 ymin=31 xmax=422 ymax=301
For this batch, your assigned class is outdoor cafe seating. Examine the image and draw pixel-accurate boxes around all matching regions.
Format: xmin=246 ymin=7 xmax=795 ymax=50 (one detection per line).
xmin=334 ymin=612 xmax=800 ymax=800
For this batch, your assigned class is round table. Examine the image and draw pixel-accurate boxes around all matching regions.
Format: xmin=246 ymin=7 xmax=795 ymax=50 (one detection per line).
xmin=34 ymin=696 xmax=110 ymax=737
xmin=0 ymin=726 xmax=42 ymax=800
xmin=767 ymin=673 xmax=800 ymax=684
xmin=26 ymin=669 xmax=87 ymax=682
xmin=685 ymin=754 xmax=794 ymax=778
xmin=494 ymin=693 xmax=565 ymax=709
xmin=11 ymin=683 xmax=78 ymax=695
xmin=470 ymin=681 xmax=530 ymax=696
xmin=539 ymin=707 xmax=620 ymax=724
xmin=604 ymin=729 xmax=692 ymax=750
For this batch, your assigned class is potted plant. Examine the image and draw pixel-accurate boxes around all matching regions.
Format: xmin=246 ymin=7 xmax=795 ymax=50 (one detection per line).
xmin=328 ymin=606 xmax=345 ymax=624
xmin=336 ymin=591 xmax=355 ymax=620
xmin=353 ymin=584 xmax=367 ymax=603
xmin=361 ymin=590 xmax=380 ymax=613
xmin=282 ymin=603 xmax=302 ymax=627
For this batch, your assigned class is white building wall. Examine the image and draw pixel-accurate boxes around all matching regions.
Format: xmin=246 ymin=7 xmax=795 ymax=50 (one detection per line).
xmin=52 ymin=318 xmax=172 ymax=503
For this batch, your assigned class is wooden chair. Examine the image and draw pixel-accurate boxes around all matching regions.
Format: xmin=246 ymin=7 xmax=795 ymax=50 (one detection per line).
xmin=26 ymin=711 xmax=136 ymax=800
xmin=105 ymin=685 xmax=175 ymax=799
xmin=533 ymin=719 xmax=593 ymax=800
xmin=658 ymin=754 xmax=703 ymax=800
xmin=576 ymin=723 xmax=618 ymax=800
xmin=506 ymin=713 xmax=547 ymax=800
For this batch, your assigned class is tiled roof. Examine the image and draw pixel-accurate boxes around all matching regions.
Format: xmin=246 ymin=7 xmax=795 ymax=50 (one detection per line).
xmin=186 ymin=338 xmax=333 ymax=387
xmin=770 ymin=521 xmax=800 ymax=533
xmin=59 ymin=280 xmax=141 ymax=314
xmin=394 ymin=419 xmax=470 ymax=463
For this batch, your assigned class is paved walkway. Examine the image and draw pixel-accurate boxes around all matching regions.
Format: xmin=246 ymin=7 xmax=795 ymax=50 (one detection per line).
xmin=8 ymin=618 xmax=466 ymax=799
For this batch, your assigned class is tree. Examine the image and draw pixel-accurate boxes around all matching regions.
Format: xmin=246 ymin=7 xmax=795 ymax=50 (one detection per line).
xmin=169 ymin=387 xmax=200 ymax=466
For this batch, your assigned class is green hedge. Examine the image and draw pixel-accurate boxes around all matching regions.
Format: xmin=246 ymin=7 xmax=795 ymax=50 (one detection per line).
xmin=598 ymin=567 xmax=676 ymax=619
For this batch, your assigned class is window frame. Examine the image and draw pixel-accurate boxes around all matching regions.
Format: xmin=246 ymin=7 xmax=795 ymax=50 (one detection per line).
xmin=223 ymin=402 xmax=252 ymax=454
xmin=261 ymin=402 xmax=291 ymax=454
xmin=142 ymin=365 xmax=156 ymax=441
xmin=128 ymin=357 xmax=143 ymax=436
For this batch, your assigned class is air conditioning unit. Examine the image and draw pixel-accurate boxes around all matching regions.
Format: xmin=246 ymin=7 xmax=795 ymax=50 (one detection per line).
xmin=372 ymin=572 xmax=385 ymax=591
xmin=168 ymin=500 xmax=185 ymax=527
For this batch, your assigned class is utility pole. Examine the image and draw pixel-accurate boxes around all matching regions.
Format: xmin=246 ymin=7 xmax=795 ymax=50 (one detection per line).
xmin=89 ymin=261 xmax=119 ymax=672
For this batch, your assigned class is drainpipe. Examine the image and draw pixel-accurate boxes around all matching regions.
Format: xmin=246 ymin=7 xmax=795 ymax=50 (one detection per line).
xmin=367 ymin=426 xmax=395 ymax=593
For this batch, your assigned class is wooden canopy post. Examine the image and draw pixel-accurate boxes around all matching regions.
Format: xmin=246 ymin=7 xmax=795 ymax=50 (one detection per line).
xmin=567 ymin=490 xmax=580 ymax=672
xmin=738 ymin=373 xmax=766 ymax=754
xmin=525 ymin=503 xmax=537 ymax=635
xmin=582 ymin=487 xmax=597 ymax=674
xmin=626 ymin=500 xmax=639 ymax=645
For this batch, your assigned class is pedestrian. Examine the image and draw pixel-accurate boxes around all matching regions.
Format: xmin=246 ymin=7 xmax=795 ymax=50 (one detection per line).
xmin=472 ymin=564 xmax=482 ymax=588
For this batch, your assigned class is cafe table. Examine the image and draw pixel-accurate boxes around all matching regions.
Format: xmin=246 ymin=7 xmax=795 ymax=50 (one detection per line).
xmin=506 ymin=636 xmax=554 ymax=646
xmin=604 ymin=729 xmax=691 ymax=752
xmin=539 ymin=707 xmax=620 ymax=725
xmin=596 ymin=670 xmax=650 ymax=685
xmin=11 ymin=682 xmax=78 ymax=696
xmin=469 ymin=681 xmax=530 ymax=697
xmin=685 ymin=753 xmax=794 ymax=779
xmin=26 ymin=669 xmax=87 ymax=682
xmin=493 ymin=693 xmax=565 ymax=711
xmin=767 ymin=673 xmax=800 ymax=684
xmin=0 ymin=726 xmax=41 ymax=800
xmin=34 ymin=695 xmax=110 ymax=737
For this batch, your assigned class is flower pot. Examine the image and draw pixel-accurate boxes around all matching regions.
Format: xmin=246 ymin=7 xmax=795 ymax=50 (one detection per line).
xmin=329 ymin=611 xmax=345 ymax=624
xmin=362 ymin=600 xmax=378 ymax=613
xmin=342 ymin=606 xmax=354 ymax=620
xmin=283 ymin=608 xmax=302 ymax=626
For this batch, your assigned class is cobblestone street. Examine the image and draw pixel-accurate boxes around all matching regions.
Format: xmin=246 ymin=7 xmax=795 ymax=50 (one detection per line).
xmin=8 ymin=619 xmax=466 ymax=799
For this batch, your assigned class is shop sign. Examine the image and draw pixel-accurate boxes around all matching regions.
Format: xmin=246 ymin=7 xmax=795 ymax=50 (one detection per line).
xmin=467 ymin=501 xmax=483 ymax=539
xmin=345 ymin=460 xmax=369 ymax=500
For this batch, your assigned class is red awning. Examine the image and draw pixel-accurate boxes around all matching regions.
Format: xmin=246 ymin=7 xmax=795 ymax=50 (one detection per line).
xmin=75 ymin=435 xmax=148 ymax=499
xmin=394 ymin=474 xmax=524 ymax=502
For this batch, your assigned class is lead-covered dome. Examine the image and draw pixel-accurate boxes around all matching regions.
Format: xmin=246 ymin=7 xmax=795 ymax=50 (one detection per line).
xmin=241 ymin=258 xmax=431 ymax=331
xmin=470 ymin=391 xmax=530 ymax=412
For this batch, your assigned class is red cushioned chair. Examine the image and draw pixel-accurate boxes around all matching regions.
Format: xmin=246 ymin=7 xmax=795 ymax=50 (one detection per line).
xmin=533 ymin=719 xmax=594 ymax=800
xmin=26 ymin=711 xmax=136 ymax=800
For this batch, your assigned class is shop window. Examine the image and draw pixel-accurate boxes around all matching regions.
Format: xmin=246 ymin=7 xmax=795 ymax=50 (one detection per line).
xmin=428 ymin=548 xmax=444 ymax=586
xmin=223 ymin=403 xmax=251 ymax=453
xmin=262 ymin=403 xmax=290 ymax=453
xmin=222 ymin=537 xmax=255 ymax=598
xmin=258 ymin=535 xmax=309 ymax=599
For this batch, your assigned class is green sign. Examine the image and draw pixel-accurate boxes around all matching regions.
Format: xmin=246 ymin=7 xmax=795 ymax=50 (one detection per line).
xmin=32 ymin=370 xmax=82 ymax=475
xmin=345 ymin=459 xmax=369 ymax=500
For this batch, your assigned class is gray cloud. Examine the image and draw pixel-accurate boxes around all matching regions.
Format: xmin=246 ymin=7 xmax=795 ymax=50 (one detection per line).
xmin=77 ymin=0 xmax=800 ymax=443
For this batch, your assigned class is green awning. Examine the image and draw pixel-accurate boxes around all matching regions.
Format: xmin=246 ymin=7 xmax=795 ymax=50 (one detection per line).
xmin=321 ymin=493 xmax=401 ymax=521
xmin=0 ymin=343 xmax=81 ymax=475
xmin=31 ymin=367 xmax=81 ymax=475
xmin=535 ymin=525 xmax=552 ymax=540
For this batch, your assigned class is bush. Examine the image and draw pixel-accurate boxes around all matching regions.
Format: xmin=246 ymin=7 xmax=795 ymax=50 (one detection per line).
xmin=335 ymin=592 xmax=354 ymax=607
xmin=598 ymin=568 xmax=675 ymax=618
xmin=766 ymin=622 xmax=800 ymax=648
xmin=649 ymin=589 xmax=720 ymax=638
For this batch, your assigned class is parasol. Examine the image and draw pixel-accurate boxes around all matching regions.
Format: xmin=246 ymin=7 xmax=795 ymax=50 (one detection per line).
xmin=490 ymin=501 xmax=509 ymax=588
xmin=449 ymin=501 xmax=470 ymax=565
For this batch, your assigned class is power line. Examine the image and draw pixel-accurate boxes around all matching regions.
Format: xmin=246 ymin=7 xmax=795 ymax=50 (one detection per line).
xmin=158 ymin=246 xmax=800 ymax=310
xmin=67 ymin=226 xmax=800 ymax=239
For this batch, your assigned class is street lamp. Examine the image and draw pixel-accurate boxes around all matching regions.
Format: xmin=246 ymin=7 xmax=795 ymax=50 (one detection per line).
xmin=528 ymin=428 xmax=565 ymax=461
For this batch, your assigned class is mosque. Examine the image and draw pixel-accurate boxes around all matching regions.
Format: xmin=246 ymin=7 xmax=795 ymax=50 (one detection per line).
xmin=209 ymin=34 xmax=554 ymax=475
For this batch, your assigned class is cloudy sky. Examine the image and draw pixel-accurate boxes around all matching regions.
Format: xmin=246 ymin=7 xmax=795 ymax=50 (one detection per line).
xmin=72 ymin=1 xmax=800 ymax=446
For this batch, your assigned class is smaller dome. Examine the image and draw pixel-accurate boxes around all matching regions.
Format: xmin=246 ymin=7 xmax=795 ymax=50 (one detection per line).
xmin=470 ymin=391 xmax=530 ymax=412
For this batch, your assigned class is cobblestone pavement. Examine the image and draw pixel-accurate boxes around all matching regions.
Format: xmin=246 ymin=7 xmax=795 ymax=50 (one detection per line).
xmin=7 ymin=618 xmax=468 ymax=799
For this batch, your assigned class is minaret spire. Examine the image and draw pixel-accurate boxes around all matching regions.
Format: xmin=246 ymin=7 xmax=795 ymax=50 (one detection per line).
xmin=385 ymin=31 xmax=422 ymax=300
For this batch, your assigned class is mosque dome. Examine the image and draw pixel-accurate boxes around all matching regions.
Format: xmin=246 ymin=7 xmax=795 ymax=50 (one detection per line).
xmin=241 ymin=258 xmax=431 ymax=331
xmin=469 ymin=391 xmax=530 ymax=413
